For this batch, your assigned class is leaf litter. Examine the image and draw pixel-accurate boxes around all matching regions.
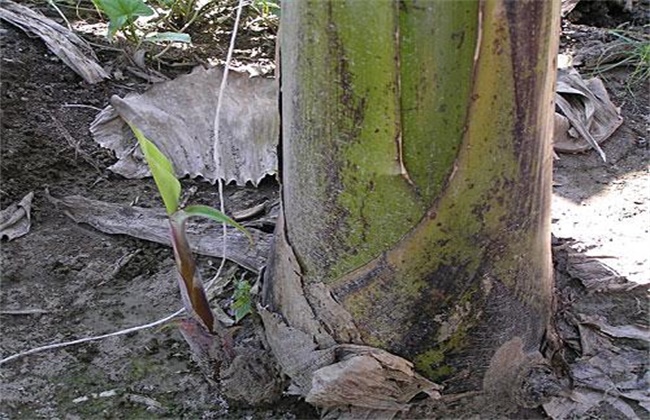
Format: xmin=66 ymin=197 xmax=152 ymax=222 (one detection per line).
xmin=0 ymin=0 xmax=109 ymax=84
xmin=45 ymin=190 xmax=271 ymax=274
xmin=91 ymin=65 xmax=279 ymax=186
xmin=553 ymin=67 xmax=624 ymax=161
xmin=0 ymin=192 xmax=34 ymax=241
xmin=543 ymin=239 xmax=650 ymax=420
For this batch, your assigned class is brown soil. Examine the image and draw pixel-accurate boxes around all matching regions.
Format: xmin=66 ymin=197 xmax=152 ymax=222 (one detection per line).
xmin=552 ymin=19 xmax=649 ymax=285
xmin=0 ymin=7 xmax=314 ymax=419
xmin=1 ymin=2 xmax=648 ymax=419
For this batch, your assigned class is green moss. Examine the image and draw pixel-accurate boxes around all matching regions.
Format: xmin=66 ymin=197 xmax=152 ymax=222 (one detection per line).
xmin=52 ymin=367 xmax=126 ymax=418
xmin=9 ymin=404 xmax=37 ymax=420
xmin=411 ymin=284 xmax=482 ymax=381
xmin=327 ymin=1 xmax=425 ymax=280
xmin=432 ymin=364 xmax=455 ymax=379
xmin=128 ymin=358 xmax=152 ymax=381
xmin=51 ymin=358 xmax=190 ymax=419
xmin=414 ymin=349 xmax=445 ymax=377
xmin=414 ymin=348 xmax=457 ymax=382
xmin=458 ymin=283 xmax=479 ymax=307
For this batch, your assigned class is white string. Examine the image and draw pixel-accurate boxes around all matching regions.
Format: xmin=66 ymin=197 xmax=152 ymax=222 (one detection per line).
xmin=213 ymin=0 xmax=245 ymax=168
xmin=211 ymin=0 xmax=245 ymax=283
xmin=0 ymin=309 xmax=183 ymax=365
xmin=1 ymin=0 xmax=247 ymax=366
xmin=0 ymin=255 xmax=233 ymax=366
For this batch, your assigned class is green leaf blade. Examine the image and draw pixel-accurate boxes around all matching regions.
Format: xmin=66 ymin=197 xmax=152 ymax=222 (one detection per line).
xmin=183 ymin=205 xmax=253 ymax=244
xmin=93 ymin=0 xmax=153 ymax=21
xmin=144 ymin=32 xmax=192 ymax=44
xmin=93 ymin=0 xmax=153 ymax=36
xmin=128 ymin=124 xmax=180 ymax=215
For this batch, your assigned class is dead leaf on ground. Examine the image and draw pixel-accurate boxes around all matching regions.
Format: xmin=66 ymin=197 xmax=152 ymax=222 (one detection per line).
xmin=580 ymin=314 xmax=650 ymax=343
xmin=91 ymin=66 xmax=278 ymax=186
xmin=553 ymin=68 xmax=623 ymax=162
xmin=544 ymin=243 xmax=649 ymax=419
xmin=46 ymin=191 xmax=271 ymax=273
xmin=0 ymin=192 xmax=34 ymax=241
xmin=0 ymin=0 xmax=109 ymax=84
xmin=560 ymin=0 xmax=581 ymax=17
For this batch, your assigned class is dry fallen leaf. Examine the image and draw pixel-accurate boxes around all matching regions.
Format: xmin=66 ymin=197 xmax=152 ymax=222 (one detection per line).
xmin=553 ymin=68 xmax=623 ymax=161
xmin=0 ymin=192 xmax=34 ymax=241
xmin=91 ymin=66 xmax=278 ymax=186
xmin=0 ymin=0 xmax=109 ymax=84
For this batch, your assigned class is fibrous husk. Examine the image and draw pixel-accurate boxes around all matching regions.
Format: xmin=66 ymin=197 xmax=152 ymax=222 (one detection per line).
xmin=306 ymin=344 xmax=442 ymax=412
xmin=0 ymin=192 xmax=34 ymax=241
xmin=553 ymin=68 xmax=623 ymax=161
xmin=90 ymin=66 xmax=278 ymax=186
xmin=220 ymin=345 xmax=285 ymax=405
xmin=0 ymin=0 xmax=109 ymax=84
xmin=259 ymin=213 xmax=441 ymax=419
xmin=259 ymin=308 xmax=441 ymax=419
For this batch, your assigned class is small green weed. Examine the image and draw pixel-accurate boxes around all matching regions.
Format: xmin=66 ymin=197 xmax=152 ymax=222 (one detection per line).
xmin=247 ymin=0 xmax=280 ymax=30
xmin=90 ymin=0 xmax=192 ymax=46
xmin=251 ymin=0 xmax=280 ymax=19
xmin=152 ymin=0 xmax=201 ymax=30
xmin=91 ymin=0 xmax=154 ymax=41
xmin=595 ymin=28 xmax=650 ymax=88
xmin=231 ymin=278 xmax=252 ymax=323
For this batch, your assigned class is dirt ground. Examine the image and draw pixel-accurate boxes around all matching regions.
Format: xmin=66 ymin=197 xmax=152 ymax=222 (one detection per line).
xmin=0 ymin=4 xmax=315 ymax=418
xmin=553 ymin=22 xmax=649 ymax=286
xmin=0 ymin=2 xmax=648 ymax=419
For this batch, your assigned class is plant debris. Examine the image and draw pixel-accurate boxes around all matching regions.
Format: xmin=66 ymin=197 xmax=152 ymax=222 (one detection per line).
xmin=543 ymin=241 xmax=650 ymax=419
xmin=0 ymin=191 xmax=34 ymax=241
xmin=90 ymin=66 xmax=278 ymax=186
xmin=0 ymin=0 xmax=109 ymax=84
xmin=553 ymin=68 xmax=624 ymax=161
xmin=46 ymin=191 xmax=272 ymax=273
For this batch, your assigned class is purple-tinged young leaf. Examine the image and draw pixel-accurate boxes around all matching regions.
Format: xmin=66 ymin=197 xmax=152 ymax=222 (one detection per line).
xmin=167 ymin=205 xmax=250 ymax=337
xmin=178 ymin=317 xmax=235 ymax=369
xmin=169 ymin=218 xmax=215 ymax=333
